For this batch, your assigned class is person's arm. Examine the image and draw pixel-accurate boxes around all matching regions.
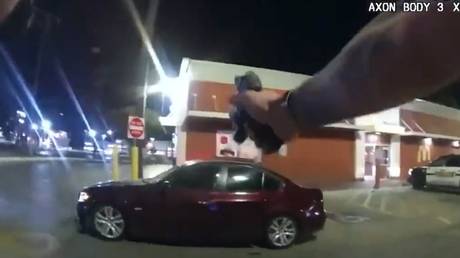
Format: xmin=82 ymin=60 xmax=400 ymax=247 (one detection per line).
xmin=0 ymin=0 xmax=20 ymax=23
xmin=290 ymin=11 xmax=460 ymax=128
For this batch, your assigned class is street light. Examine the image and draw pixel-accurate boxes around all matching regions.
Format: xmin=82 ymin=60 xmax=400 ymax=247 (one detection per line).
xmin=16 ymin=110 xmax=26 ymax=118
xmin=423 ymin=137 xmax=433 ymax=146
xmin=107 ymin=129 xmax=113 ymax=136
xmin=88 ymin=129 xmax=97 ymax=138
xmin=42 ymin=119 xmax=52 ymax=131
xmin=31 ymin=123 xmax=38 ymax=130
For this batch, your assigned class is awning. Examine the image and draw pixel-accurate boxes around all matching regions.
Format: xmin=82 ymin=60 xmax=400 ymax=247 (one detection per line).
xmin=187 ymin=110 xmax=230 ymax=120
xmin=357 ymin=124 xmax=406 ymax=135
xmin=400 ymin=118 xmax=460 ymax=140
xmin=400 ymin=109 xmax=460 ymax=138
xmin=401 ymin=131 xmax=460 ymax=141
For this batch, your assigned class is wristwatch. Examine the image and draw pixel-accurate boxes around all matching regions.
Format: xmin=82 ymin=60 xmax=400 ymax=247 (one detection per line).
xmin=280 ymin=89 xmax=300 ymax=126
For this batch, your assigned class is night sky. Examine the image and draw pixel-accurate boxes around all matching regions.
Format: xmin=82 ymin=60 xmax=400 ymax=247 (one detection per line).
xmin=155 ymin=0 xmax=375 ymax=75
xmin=0 ymin=0 xmax=458 ymax=136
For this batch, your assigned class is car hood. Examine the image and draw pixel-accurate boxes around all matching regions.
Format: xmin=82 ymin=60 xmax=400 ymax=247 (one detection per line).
xmin=85 ymin=179 xmax=147 ymax=190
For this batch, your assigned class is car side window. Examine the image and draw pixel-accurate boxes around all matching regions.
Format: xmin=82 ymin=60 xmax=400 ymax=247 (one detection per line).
xmin=225 ymin=165 xmax=262 ymax=192
xmin=167 ymin=164 xmax=222 ymax=190
xmin=446 ymin=156 xmax=460 ymax=167
xmin=263 ymin=173 xmax=283 ymax=191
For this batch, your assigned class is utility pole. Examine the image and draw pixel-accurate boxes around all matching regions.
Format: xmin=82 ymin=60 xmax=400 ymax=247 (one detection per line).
xmin=32 ymin=14 xmax=50 ymax=96
xmin=30 ymin=2 xmax=60 ymax=97
xmin=139 ymin=0 xmax=160 ymax=179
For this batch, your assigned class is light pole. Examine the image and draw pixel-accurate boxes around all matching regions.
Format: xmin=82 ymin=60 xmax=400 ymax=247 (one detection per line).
xmin=124 ymin=0 xmax=161 ymax=179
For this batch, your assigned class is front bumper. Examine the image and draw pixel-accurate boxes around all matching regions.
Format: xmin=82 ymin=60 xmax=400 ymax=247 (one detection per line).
xmin=304 ymin=210 xmax=326 ymax=232
xmin=76 ymin=202 xmax=92 ymax=232
xmin=298 ymin=201 xmax=327 ymax=233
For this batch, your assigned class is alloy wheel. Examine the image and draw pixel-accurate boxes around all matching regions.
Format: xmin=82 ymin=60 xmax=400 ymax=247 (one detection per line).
xmin=267 ymin=217 xmax=297 ymax=248
xmin=93 ymin=206 xmax=125 ymax=240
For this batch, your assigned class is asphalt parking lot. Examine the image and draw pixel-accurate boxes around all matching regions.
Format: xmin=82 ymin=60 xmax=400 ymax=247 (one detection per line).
xmin=1 ymin=159 xmax=460 ymax=258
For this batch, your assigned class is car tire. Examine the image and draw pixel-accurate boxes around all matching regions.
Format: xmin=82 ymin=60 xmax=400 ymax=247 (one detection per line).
xmin=89 ymin=205 xmax=126 ymax=241
xmin=265 ymin=216 xmax=298 ymax=249
xmin=412 ymin=170 xmax=426 ymax=190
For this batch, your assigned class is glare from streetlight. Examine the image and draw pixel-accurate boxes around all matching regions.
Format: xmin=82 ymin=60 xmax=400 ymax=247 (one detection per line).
xmin=88 ymin=129 xmax=97 ymax=138
xmin=107 ymin=129 xmax=113 ymax=136
xmin=16 ymin=110 xmax=26 ymax=118
xmin=31 ymin=123 xmax=38 ymax=130
xmin=42 ymin=120 xmax=52 ymax=131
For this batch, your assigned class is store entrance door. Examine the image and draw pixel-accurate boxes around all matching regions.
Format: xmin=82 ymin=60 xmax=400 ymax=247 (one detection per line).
xmin=364 ymin=145 xmax=390 ymax=180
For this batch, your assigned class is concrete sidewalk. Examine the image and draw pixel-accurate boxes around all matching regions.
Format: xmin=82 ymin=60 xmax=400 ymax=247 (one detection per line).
xmin=117 ymin=164 xmax=173 ymax=180
xmin=321 ymin=178 xmax=409 ymax=191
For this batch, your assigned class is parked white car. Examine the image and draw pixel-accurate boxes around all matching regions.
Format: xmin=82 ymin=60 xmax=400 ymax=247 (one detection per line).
xmin=408 ymin=155 xmax=460 ymax=189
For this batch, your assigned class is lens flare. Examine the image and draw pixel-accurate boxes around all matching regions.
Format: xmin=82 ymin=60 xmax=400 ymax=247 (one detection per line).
xmin=0 ymin=45 xmax=68 ymax=168
xmin=55 ymin=60 xmax=107 ymax=164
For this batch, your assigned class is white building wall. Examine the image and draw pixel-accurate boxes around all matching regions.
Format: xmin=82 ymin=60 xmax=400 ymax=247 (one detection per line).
xmin=174 ymin=58 xmax=193 ymax=165
xmin=175 ymin=126 xmax=187 ymax=165
xmin=355 ymin=131 xmax=366 ymax=179
xmin=389 ymin=135 xmax=401 ymax=178
xmin=186 ymin=59 xmax=311 ymax=90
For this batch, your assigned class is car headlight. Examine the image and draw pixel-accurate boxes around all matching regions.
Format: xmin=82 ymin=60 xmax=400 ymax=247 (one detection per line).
xmin=78 ymin=192 xmax=90 ymax=202
xmin=408 ymin=168 xmax=413 ymax=176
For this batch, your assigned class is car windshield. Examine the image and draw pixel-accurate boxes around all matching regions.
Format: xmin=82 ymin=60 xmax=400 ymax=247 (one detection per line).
xmin=2 ymin=1 xmax=460 ymax=257
xmin=142 ymin=166 xmax=177 ymax=183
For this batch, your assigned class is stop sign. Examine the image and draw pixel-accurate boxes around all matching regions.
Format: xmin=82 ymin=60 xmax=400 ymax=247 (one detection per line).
xmin=127 ymin=116 xmax=145 ymax=140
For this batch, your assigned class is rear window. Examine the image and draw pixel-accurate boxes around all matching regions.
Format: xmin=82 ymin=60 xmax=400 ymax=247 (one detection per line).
xmin=446 ymin=156 xmax=460 ymax=167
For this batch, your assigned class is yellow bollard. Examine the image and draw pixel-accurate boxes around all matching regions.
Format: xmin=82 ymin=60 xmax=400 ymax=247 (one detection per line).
xmin=111 ymin=145 xmax=120 ymax=181
xmin=131 ymin=146 xmax=139 ymax=180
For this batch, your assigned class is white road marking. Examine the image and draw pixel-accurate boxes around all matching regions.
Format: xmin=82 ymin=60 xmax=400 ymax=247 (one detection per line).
xmin=437 ymin=216 xmax=452 ymax=225
xmin=379 ymin=195 xmax=392 ymax=215
xmin=362 ymin=192 xmax=373 ymax=209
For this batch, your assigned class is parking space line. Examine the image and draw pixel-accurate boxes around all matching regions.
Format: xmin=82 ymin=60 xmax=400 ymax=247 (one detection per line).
xmin=362 ymin=192 xmax=373 ymax=209
xmin=437 ymin=216 xmax=452 ymax=225
xmin=345 ymin=191 xmax=362 ymax=205
xmin=379 ymin=195 xmax=392 ymax=215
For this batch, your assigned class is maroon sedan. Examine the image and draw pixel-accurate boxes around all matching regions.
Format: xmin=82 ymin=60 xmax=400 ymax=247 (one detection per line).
xmin=76 ymin=160 xmax=326 ymax=248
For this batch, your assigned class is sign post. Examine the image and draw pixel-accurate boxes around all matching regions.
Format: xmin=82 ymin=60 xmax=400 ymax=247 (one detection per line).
xmin=127 ymin=116 xmax=145 ymax=140
xmin=111 ymin=144 xmax=119 ymax=180
xmin=127 ymin=116 xmax=145 ymax=180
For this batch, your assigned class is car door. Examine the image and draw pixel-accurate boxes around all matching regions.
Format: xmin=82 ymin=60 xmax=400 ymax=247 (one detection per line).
xmin=426 ymin=156 xmax=460 ymax=187
xmin=212 ymin=164 xmax=265 ymax=241
xmin=440 ymin=156 xmax=460 ymax=187
xmin=162 ymin=163 xmax=224 ymax=242
xmin=129 ymin=183 xmax=169 ymax=239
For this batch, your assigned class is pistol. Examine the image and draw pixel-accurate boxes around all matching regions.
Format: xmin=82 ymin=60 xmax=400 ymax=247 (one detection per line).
xmin=231 ymin=71 xmax=284 ymax=154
